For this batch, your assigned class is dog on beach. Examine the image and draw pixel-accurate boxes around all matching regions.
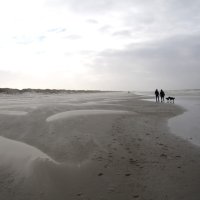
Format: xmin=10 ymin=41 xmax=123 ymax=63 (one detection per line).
xmin=166 ymin=96 xmax=175 ymax=103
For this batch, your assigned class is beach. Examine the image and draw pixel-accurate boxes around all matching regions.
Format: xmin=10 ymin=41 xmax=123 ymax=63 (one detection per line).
xmin=0 ymin=92 xmax=200 ymax=200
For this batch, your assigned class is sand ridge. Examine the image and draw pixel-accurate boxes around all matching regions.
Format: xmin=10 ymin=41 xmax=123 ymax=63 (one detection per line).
xmin=46 ymin=109 xmax=134 ymax=122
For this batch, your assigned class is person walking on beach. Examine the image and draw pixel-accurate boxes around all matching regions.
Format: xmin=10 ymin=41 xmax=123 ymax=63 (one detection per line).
xmin=160 ymin=89 xmax=165 ymax=102
xmin=155 ymin=89 xmax=159 ymax=102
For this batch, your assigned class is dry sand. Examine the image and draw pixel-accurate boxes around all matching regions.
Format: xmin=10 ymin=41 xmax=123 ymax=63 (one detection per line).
xmin=0 ymin=92 xmax=200 ymax=200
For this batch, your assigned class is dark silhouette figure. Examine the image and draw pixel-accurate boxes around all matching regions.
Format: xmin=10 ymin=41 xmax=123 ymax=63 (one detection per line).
xmin=155 ymin=89 xmax=159 ymax=102
xmin=166 ymin=96 xmax=175 ymax=103
xmin=160 ymin=89 xmax=165 ymax=102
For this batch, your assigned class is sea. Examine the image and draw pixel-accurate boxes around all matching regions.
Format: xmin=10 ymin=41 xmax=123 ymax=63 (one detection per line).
xmin=135 ymin=89 xmax=200 ymax=147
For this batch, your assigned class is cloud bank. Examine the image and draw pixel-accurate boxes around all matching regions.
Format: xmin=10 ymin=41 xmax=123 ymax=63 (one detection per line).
xmin=0 ymin=0 xmax=200 ymax=90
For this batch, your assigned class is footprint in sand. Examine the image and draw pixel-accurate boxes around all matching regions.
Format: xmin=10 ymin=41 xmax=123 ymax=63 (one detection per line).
xmin=97 ymin=156 xmax=103 ymax=161
xmin=76 ymin=193 xmax=83 ymax=196
xmin=160 ymin=153 xmax=168 ymax=158
xmin=129 ymin=158 xmax=138 ymax=164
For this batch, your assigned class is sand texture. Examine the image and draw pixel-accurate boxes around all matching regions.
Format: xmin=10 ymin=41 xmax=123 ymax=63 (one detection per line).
xmin=0 ymin=92 xmax=200 ymax=200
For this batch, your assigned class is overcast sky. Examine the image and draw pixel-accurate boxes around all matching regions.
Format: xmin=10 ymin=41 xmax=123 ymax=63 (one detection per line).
xmin=0 ymin=0 xmax=200 ymax=91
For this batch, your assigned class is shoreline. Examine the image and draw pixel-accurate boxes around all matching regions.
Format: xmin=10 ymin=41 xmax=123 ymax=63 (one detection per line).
xmin=168 ymin=95 xmax=200 ymax=147
xmin=0 ymin=92 xmax=200 ymax=200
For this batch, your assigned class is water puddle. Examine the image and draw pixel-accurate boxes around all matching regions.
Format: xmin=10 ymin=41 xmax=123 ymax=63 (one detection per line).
xmin=168 ymin=96 xmax=200 ymax=146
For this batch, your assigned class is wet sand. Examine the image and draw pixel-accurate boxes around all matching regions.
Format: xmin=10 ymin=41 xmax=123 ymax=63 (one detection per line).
xmin=0 ymin=92 xmax=200 ymax=200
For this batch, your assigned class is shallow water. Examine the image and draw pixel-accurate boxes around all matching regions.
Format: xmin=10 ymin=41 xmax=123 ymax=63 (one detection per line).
xmin=168 ymin=95 xmax=200 ymax=146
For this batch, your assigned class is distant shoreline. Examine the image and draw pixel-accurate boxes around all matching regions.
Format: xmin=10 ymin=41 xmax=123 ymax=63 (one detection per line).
xmin=0 ymin=88 xmax=115 ymax=95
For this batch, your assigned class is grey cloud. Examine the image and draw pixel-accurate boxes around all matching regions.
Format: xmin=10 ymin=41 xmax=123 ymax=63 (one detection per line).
xmin=48 ymin=28 xmax=66 ymax=33
xmin=47 ymin=0 xmax=152 ymax=15
xmin=13 ymin=35 xmax=46 ymax=45
xmin=48 ymin=0 xmax=116 ymax=13
xmin=37 ymin=35 xmax=46 ymax=41
xmin=13 ymin=36 xmax=34 ymax=45
xmin=47 ymin=0 xmax=200 ymax=38
xmin=98 ymin=25 xmax=113 ymax=33
xmin=48 ymin=28 xmax=59 ymax=32
xmin=86 ymin=19 xmax=99 ymax=24
xmin=112 ymin=30 xmax=133 ymax=38
xmin=156 ymin=0 xmax=200 ymax=33
xmin=64 ymin=34 xmax=82 ymax=40
xmin=34 ymin=0 xmax=200 ymax=90
xmin=79 ymin=50 xmax=96 ymax=56
xmin=47 ymin=0 xmax=200 ymax=25
xmin=167 ymin=0 xmax=200 ymax=19
xmin=35 ymin=50 xmax=46 ymax=55
xmin=89 ymin=34 xmax=200 ymax=90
